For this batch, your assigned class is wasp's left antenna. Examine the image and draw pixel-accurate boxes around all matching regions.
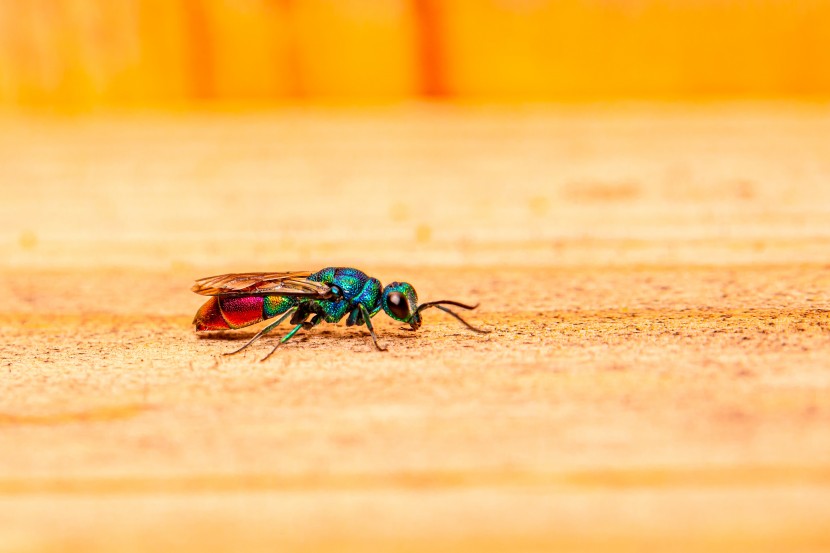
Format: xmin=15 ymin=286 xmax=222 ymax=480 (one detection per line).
xmin=416 ymin=300 xmax=489 ymax=333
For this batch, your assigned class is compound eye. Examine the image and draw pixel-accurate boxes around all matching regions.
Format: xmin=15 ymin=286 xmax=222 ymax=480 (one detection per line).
xmin=387 ymin=291 xmax=410 ymax=321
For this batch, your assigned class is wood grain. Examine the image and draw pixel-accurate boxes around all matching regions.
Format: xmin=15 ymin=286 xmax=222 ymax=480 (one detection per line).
xmin=1 ymin=105 xmax=829 ymax=552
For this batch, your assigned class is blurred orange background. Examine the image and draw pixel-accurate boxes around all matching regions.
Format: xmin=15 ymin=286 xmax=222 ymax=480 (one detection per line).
xmin=1 ymin=0 xmax=829 ymax=109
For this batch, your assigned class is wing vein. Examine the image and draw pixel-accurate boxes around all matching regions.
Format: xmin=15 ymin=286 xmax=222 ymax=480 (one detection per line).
xmin=192 ymin=271 xmax=333 ymax=299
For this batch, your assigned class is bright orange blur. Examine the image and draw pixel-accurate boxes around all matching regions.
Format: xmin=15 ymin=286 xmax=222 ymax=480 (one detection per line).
xmin=0 ymin=0 xmax=829 ymax=108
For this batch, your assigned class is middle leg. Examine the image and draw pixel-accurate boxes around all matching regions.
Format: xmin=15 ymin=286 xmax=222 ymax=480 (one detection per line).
xmin=260 ymin=314 xmax=323 ymax=362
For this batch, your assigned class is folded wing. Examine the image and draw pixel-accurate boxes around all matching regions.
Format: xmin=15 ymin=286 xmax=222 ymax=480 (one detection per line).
xmin=192 ymin=271 xmax=334 ymax=299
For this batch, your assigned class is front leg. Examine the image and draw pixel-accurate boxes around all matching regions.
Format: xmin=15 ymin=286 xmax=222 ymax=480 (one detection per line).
xmin=358 ymin=303 xmax=387 ymax=352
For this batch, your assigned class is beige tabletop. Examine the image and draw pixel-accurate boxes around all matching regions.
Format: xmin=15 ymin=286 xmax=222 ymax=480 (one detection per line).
xmin=1 ymin=104 xmax=829 ymax=552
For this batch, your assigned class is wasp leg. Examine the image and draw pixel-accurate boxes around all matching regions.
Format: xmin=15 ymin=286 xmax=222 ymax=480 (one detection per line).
xmin=260 ymin=314 xmax=322 ymax=362
xmin=289 ymin=302 xmax=311 ymax=325
xmin=359 ymin=304 xmax=387 ymax=352
xmin=223 ymin=307 xmax=298 ymax=357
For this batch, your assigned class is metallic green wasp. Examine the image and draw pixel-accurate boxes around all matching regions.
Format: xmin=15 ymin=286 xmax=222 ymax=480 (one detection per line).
xmin=192 ymin=267 xmax=488 ymax=361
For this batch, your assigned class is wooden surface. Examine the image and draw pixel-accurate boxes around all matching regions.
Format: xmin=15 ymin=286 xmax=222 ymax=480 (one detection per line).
xmin=1 ymin=104 xmax=830 ymax=552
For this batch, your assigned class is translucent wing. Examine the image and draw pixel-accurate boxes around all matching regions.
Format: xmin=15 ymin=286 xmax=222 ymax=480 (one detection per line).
xmin=192 ymin=271 xmax=334 ymax=299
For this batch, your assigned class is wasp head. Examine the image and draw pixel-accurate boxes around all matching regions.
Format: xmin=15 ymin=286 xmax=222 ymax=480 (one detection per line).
xmin=381 ymin=282 xmax=422 ymax=330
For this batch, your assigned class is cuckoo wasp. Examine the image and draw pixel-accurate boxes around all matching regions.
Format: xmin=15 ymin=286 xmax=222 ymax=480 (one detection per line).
xmin=192 ymin=267 xmax=488 ymax=361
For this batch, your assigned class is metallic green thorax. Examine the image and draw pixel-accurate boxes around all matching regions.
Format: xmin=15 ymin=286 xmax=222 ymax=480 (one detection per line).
xmin=307 ymin=267 xmax=384 ymax=325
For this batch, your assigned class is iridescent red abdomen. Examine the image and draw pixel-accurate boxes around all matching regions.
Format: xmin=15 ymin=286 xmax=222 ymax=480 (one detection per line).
xmin=193 ymin=295 xmax=296 ymax=331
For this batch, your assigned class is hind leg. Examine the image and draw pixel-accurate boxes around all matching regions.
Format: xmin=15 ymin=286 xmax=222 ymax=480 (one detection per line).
xmin=223 ymin=307 xmax=297 ymax=356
